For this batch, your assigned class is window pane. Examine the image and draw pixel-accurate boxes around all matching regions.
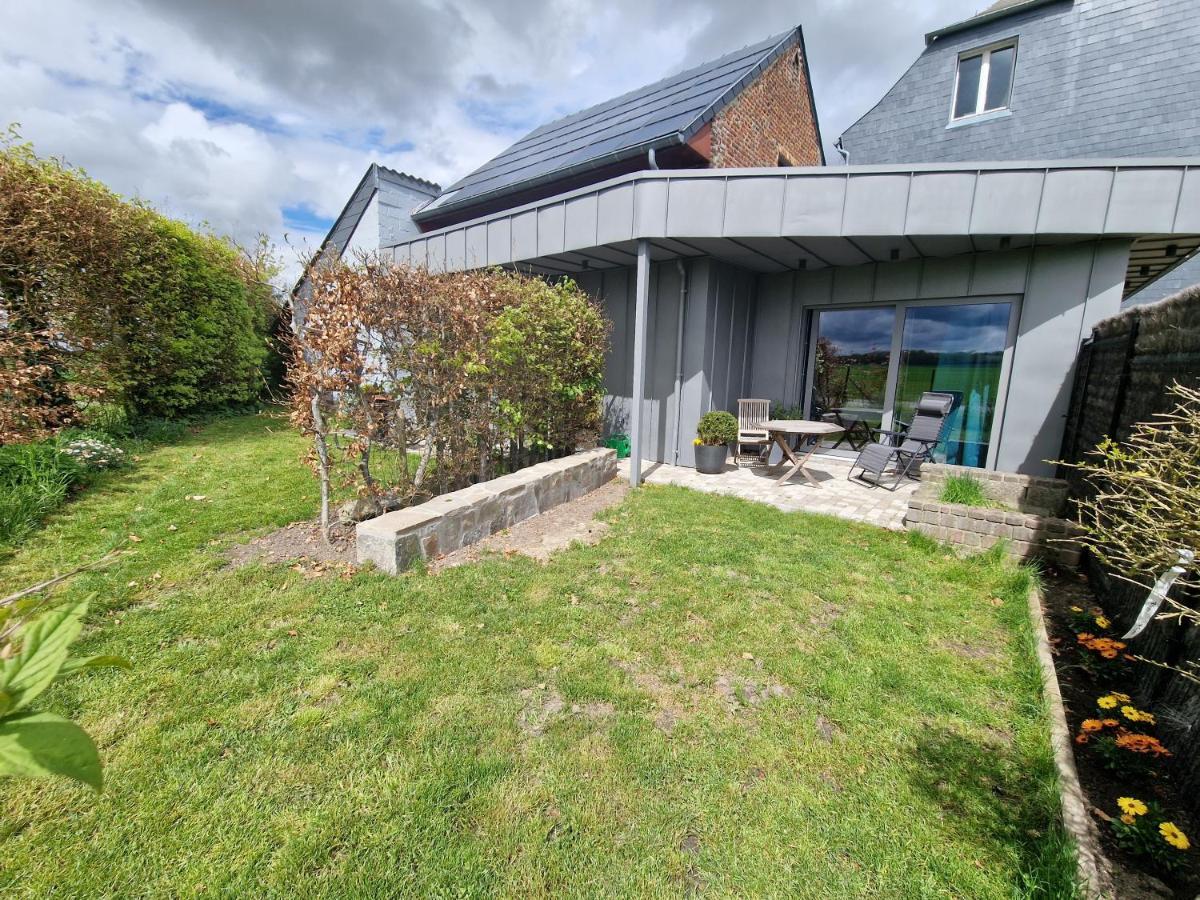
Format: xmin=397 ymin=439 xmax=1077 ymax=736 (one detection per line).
xmin=810 ymin=307 xmax=896 ymax=450
xmin=984 ymin=46 xmax=1015 ymax=110
xmin=954 ymin=54 xmax=982 ymax=118
xmin=893 ymin=303 xmax=1011 ymax=466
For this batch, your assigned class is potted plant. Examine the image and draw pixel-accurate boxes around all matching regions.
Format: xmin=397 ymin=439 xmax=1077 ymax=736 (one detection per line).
xmin=694 ymin=410 xmax=738 ymax=474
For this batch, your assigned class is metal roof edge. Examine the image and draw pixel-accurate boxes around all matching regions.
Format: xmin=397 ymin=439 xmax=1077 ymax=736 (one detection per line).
xmin=376 ymin=165 xmax=441 ymax=197
xmin=925 ymin=0 xmax=1067 ymax=45
xmin=387 ymin=157 xmax=1200 ymax=249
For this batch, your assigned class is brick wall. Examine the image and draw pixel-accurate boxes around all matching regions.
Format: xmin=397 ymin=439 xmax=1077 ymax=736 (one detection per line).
xmin=710 ymin=47 xmax=822 ymax=168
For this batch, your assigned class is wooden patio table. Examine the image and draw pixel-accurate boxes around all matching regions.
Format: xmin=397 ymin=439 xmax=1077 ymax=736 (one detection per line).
xmin=760 ymin=419 xmax=845 ymax=487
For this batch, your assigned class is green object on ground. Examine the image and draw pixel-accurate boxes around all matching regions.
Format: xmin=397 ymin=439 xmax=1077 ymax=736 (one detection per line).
xmin=602 ymin=433 xmax=630 ymax=459
xmin=0 ymin=413 xmax=1076 ymax=897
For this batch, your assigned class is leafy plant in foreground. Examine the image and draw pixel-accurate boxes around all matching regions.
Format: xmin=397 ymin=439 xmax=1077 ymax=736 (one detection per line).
xmin=695 ymin=411 xmax=738 ymax=446
xmin=1110 ymin=796 xmax=1191 ymax=873
xmin=0 ymin=599 xmax=128 ymax=789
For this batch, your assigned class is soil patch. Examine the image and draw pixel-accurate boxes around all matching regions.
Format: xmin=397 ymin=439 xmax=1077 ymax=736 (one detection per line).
xmin=225 ymin=520 xmax=356 ymax=570
xmin=1041 ymin=571 xmax=1199 ymax=898
xmin=226 ymin=478 xmax=628 ymax=573
xmin=433 ymin=478 xmax=629 ymax=570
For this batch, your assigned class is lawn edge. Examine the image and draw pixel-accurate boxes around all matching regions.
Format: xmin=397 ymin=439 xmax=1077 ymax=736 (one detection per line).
xmin=1027 ymin=584 xmax=1113 ymax=899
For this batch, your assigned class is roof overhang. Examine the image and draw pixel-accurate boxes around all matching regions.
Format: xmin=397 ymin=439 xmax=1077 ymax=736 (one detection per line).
xmin=925 ymin=0 xmax=1067 ymax=45
xmin=388 ymin=160 xmax=1200 ymax=298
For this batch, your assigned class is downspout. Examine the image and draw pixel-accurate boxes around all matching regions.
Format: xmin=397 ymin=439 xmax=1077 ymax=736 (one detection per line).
xmin=834 ymin=137 xmax=849 ymax=166
xmin=648 ymin=147 xmax=660 ymax=170
xmin=671 ymin=259 xmax=688 ymax=464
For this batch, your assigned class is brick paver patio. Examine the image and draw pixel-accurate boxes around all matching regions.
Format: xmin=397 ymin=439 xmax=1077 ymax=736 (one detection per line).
xmin=618 ymin=454 xmax=916 ymax=530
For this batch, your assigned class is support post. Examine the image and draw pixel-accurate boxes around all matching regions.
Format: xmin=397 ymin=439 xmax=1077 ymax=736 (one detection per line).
xmin=629 ymin=239 xmax=650 ymax=485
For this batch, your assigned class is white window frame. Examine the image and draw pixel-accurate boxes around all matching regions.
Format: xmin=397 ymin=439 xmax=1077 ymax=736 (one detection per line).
xmin=949 ymin=39 xmax=1017 ymax=123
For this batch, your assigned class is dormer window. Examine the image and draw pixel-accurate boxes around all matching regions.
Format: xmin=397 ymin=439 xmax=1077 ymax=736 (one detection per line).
xmin=951 ymin=40 xmax=1016 ymax=121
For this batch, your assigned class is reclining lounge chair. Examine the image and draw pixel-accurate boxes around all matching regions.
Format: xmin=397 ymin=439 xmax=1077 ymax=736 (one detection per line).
xmin=848 ymin=392 xmax=956 ymax=490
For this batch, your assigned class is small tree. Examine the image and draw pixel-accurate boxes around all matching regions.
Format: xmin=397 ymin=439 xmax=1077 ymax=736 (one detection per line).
xmin=1066 ymin=382 xmax=1200 ymax=682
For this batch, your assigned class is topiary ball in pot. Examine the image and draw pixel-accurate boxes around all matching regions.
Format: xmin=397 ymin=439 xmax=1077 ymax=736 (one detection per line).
xmin=694 ymin=410 xmax=737 ymax=474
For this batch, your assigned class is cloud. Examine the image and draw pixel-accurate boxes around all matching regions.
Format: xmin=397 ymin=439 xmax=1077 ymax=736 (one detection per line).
xmin=1 ymin=0 xmax=984 ymax=284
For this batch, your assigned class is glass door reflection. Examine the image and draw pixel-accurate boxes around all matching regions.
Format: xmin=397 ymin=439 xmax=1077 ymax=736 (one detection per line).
xmin=892 ymin=302 xmax=1012 ymax=466
xmin=809 ymin=307 xmax=897 ymax=451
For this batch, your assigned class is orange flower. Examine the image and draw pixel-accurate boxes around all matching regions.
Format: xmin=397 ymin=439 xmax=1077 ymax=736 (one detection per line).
xmin=1115 ymin=733 xmax=1172 ymax=757
xmin=1074 ymin=733 xmax=1090 ymax=745
xmin=1080 ymin=719 xmax=1106 ymax=733
xmin=1120 ymin=814 xmax=1135 ymax=825
xmin=1101 ymin=719 xmax=1120 ymax=728
xmin=1077 ymin=632 xmax=1095 ymax=642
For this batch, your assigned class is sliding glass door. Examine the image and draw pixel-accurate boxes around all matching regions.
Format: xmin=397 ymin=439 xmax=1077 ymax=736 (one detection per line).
xmin=806 ymin=298 xmax=1017 ymax=468
xmin=809 ymin=307 xmax=895 ymax=450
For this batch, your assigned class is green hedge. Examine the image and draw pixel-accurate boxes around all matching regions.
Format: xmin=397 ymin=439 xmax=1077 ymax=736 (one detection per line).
xmin=0 ymin=134 xmax=278 ymax=436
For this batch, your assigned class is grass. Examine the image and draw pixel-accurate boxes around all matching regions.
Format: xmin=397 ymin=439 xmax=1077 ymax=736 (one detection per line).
xmin=0 ymin=413 xmax=1078 ymax=897
xmin=940 ymin=473 xmax=1007 ymax=509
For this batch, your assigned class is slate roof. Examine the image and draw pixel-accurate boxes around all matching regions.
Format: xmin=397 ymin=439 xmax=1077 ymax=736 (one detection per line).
xmin=414 ymin=28 xmax=806 ymax=223
xmin=926 ymin=0 xmax=1067 ymax=43
xmin=291 ymin=164 xmax=439 ymax=296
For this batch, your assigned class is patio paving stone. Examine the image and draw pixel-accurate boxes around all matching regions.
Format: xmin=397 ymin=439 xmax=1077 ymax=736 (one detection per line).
xmin=617 ymin=455 xmax=916 ymax=530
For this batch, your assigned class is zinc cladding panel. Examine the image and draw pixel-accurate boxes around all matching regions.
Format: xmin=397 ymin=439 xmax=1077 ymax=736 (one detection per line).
xmin=970 ymin=170 xmax=1043 ymax=234
xmin=1105 ymin=168 xmax=1185 ymax=233
xmin=781 ymin=176 xmax=846 ymax=236
xmin=1037 ymin=169 xmax=1113 ymax=233
xmin=537 ymin=204 xmax=566 ymax=256
xmin=597 ymin=184 xmax=636 ymax=244
xmin=511 ymin=211 xmax=538 ymax=260
xmin=1175 ymin=169 xmax=1200 ymax=232
xmin=425 ymin=235 xmax=447 ymax=273
xmin=445 ymin=229 xmax=467 ymax=271
xmin=634 ymin=180 xmax=669 ymax=238
xmin=842 ymin=174 xmax=910 ymax=235
xmin=564 ymin=194 xmax=599 ymax=250
xmin=723 ymin=177 xmax=786 ymax=236
xmin=486 ymin=219 xmax=511 ymax=266
xmin=665 ymin=179 xmax=725 ymax=237
xmin=465 ymin=224 xmax=488 ymax=268
xmin=905 ymin=172 xmax=976 ymax=234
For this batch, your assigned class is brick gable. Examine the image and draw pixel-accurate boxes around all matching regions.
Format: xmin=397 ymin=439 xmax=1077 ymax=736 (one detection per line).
xmin=710 ymin=46 xmax=822 ymax=168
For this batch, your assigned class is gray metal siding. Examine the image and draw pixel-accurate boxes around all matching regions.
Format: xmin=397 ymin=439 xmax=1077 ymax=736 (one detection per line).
xmin=587 ymin=258 xmax=756 ymax=467
xmin=840 ymin=0 xmax=1200 ymax=166
xmin=747 ymin=242 xmax=1129 ymax=476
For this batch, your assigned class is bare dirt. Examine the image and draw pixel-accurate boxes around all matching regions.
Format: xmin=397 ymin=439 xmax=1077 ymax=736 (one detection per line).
xmin=225 ymin=520 xmax=356 ymax=570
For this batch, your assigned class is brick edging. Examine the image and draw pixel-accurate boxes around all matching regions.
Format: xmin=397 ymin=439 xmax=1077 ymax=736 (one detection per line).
xmin=1027 ymin=585 xmax=1113 ymax=898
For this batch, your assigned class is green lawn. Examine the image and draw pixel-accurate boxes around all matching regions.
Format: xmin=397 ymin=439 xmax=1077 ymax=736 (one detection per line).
xmin=0 ymin=414 xmax=1077 ymax=898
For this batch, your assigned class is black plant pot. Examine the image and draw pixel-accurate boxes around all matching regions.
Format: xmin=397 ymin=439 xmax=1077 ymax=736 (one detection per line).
xmin=694 ymin=443 xmax=729 ymax=474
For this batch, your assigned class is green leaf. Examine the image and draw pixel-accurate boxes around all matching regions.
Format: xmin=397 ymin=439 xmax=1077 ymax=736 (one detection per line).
xmin=59 ymin=655 xmax=132 ymax=677
xmin=0 ymin=601 xmax=88 ymax=712
xmin=0 ymin=710 xmax=103 ymax=790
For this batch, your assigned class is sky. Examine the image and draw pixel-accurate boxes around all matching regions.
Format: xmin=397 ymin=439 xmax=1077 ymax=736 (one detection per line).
xmin=0 ymin=0 xmax=986 ymax=284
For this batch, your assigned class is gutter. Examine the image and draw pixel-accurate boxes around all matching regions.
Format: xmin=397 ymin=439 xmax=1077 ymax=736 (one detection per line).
xmin=925 ymin=0 xmax=1066 ymax=44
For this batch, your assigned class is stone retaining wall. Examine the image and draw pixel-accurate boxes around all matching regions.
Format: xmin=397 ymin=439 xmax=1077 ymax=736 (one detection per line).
xmin=356 ymin=448 xmax=617 ymax=574
xmin=905 ymin=464 xmax=1082 ymax=567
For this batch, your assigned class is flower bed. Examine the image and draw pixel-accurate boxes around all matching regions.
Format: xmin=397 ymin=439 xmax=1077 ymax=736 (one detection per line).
xmin=1042 ymin=573 xmax=1198 ymax=896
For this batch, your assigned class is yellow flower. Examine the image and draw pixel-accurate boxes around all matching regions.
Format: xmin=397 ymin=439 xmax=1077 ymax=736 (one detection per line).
xmin=1070 ymin=605 xmax=1084 ymax=613
xmin=1097 ymin=695 xmax=1119 ymax=709
xmin=1110 ymin=692 xmax=1131 ymax=703
xmin=693 ymin=437 xmax=703 ymax=446
xmin=1121 ymin=706 xmax=1156 ymax=725
xmin=1160 ymin=821 xmax=1190 ymax=850
xmin=1120 ymin=814 xmax=1135 ymax=825
xmin=1095 ymin=615 xmax=1111 ymax=629
xmin=1117 ymin=797 xmax=1148 ymax=817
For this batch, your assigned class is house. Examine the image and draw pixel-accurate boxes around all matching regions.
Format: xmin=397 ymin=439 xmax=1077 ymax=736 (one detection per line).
xmin=838 ymin=0 xmax=1200 ymax=306
xmin=294 ymin=164 xmax=440 ymax=296
xmin=374 ymin=15 xmax=1198 ymax=483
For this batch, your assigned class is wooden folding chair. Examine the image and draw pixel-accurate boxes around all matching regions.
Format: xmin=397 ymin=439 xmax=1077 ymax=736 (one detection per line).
xmin=736 ymin=399 xmax=771 ymax=467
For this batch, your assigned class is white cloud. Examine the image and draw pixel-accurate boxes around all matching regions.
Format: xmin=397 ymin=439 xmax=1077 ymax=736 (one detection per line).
xmin=1 ymin=0 xmax=984 ymax=285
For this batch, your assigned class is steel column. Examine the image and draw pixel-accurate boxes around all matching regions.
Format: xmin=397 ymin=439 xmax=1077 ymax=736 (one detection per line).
xmin=629 ymin=239 xmax=650 ymax=485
